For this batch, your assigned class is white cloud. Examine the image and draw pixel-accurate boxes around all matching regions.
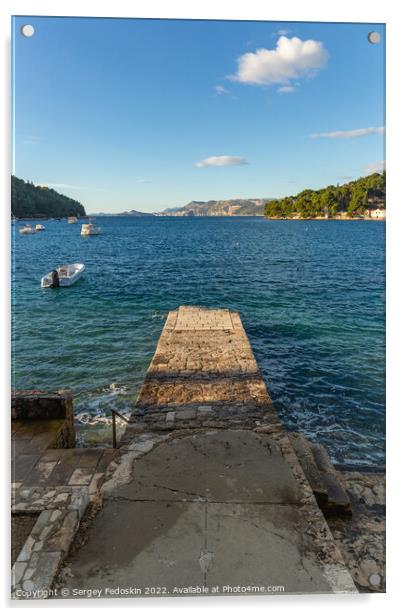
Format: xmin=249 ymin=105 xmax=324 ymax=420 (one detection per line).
xmin=195 ymin=156 xmax=248 ymax=168
xmin=231 ymin=36 xmax=328 ymax=86
xmin=215 ymin=85 xmax=230 ymax=95
xmin=277 ymin=85 xmax=296 ymax=94
xmin=311 ymin=126 xmax=385 ymax=139
xmin=136 ymin=178 xmax=151 ymax=184
xmin=365 ymin=160 xmax=386 ymax=173
xmin=272 ymin=28 xmax=292 ymax=37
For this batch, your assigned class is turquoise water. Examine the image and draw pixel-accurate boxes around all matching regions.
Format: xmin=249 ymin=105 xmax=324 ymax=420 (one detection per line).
xmin=12 ymin=217 xmax=385 ymax=465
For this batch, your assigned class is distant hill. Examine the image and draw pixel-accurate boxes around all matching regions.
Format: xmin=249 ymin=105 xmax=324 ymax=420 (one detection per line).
xmin=159 ymin=198 xmax=269 ymax=217
xmin=117 ymin=209 xmax=155 ymax=217
xmin=265 ymin=172 xmax=386 ymax=219
xmin=12 ymin=176 xmax=86 ymax=219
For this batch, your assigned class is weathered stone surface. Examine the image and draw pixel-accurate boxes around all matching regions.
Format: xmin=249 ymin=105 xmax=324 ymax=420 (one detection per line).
xmin=205 ymin=503 xmax=355 ymax=594
xmin=121 ymin=306 xmax=279 ymax=441
xmin=112 ymin=431 xmax=303 ymax=503
xmin=60 ymin=501 xmax=206 ymax=591
xmin=288 ymin=432 xmax=328 ymax=508
xmin=175 ymin=306 xmax=234 ymax=331
xmin=327 ymin=471 xmax=385 ymax=592
xmin=59 ymin=427 xmax=356 ymax=596
xmin=12 ymin=562 xmax=27 ymax=587
xmin=28 ymin=551 xmax=63 ymax=593
xmin=46 ymin=511 xmax=79 ymax=554
xmin=311 ymin=444 xmax=352 ymax=516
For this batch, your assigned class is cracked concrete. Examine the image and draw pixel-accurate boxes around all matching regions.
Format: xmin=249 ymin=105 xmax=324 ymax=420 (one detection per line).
xmin=58 ymin=429 xmax=356 ymax=595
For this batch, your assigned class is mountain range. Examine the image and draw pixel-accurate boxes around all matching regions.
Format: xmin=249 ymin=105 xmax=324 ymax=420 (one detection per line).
xmin=157 ymin=198 xmax=269 ymax=217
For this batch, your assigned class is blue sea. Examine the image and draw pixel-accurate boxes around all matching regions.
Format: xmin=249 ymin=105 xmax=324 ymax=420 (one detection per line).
xmin=12 ymin=216 xmax=385 ymax=465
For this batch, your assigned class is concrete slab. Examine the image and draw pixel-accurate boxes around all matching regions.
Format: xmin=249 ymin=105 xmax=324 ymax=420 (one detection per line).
xmin=59 ymin=429 xmax=356 ymax=596
xmin=112 ymin=431 xmax=302 ymax=504
xmin=205 ymin=503 xmax=333 ymax=593
xmin=61 ymin=501 xmax=206 ymax=592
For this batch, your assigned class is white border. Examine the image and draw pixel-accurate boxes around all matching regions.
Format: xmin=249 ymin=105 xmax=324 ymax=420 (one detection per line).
xmin=1 ymin=0 xmax=401 ymax=612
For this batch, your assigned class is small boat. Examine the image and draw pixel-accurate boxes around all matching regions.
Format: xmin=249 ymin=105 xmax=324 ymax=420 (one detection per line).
xmin=19 ymin=224 xmax=36 ymax=235
xmin=81 ymin=222 xmax=101 ymax=236
xmin=67 ymin=216 xmax=78 ymax=224
xmin=41 ymin=263 xmax=85 ymax=288
xmin=35 ymin=224 xmax=45 ymax=231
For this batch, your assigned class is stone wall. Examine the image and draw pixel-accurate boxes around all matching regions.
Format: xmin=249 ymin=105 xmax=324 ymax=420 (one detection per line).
xmin=12 ymin=390 xmax=76 ymax=448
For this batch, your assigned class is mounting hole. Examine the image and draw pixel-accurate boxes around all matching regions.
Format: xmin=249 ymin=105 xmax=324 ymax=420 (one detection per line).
xmin=368 ymin=573 xmax=381 ymax=586
xmin=21 ymin=24 xmax=35 ymax=38
xmin=368 ymin=31 xmax=381 ymax=44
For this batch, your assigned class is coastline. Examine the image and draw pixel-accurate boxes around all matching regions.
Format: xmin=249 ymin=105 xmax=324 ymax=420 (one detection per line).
xmin=264 ymin=216 xmax=386 ymax=221
xmin=13 ymin=214 xmax=386 ymax=221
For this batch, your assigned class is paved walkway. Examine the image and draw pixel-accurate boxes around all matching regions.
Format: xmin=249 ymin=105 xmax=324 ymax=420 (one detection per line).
xmin=58 ymin=307 xmax=356 ymax=596
xmin=12 ymin=419 xmax=114 ymax=494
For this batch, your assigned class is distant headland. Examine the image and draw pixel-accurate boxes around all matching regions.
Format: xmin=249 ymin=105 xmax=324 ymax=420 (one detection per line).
xmin=265 ymin=172 xmax=386 ymax=220
xmin=156 ymin=198 xmax=268 ymax=217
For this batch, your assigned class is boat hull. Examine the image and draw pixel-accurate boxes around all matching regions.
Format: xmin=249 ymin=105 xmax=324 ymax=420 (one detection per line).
xmin=41 ymin=263 xmax=85 ymax=288
xmin=19 ymin=227 xmax=36 ymax=234
xmin=81 ymin=223 xmax=101 ymax=236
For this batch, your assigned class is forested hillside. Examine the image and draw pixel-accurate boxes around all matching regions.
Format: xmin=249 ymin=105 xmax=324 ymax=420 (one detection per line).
xmin=265 ymin=172 xmax=385 ymax=219
xmin=11 ymin=176 xmax=86 ymax=219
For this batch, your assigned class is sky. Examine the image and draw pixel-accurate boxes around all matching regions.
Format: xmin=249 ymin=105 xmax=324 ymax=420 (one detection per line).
xmin=12 ymin=17 xmax=385 ymax=213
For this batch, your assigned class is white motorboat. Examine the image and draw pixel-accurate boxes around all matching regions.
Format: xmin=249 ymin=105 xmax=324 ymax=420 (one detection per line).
xmin=19 ymin=224 xmax=36 ymax=235
xmin=81 ymin=222 xmax=101 ymax=236
xmin=41 ymin=263 xmax=85 ymax=288
xmin=67 ymin=216 xmax=78 ymax=224
xmin=35 ymin=224 xmax=45 ymax=231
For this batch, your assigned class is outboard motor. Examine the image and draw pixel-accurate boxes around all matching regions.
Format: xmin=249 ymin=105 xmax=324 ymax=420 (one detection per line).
xmin=50 ymin=270 xmax=60 ymax=288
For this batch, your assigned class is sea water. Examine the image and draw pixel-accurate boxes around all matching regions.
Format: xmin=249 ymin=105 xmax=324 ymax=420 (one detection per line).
xmin=12 ymin=216 xmax=385 ymax=465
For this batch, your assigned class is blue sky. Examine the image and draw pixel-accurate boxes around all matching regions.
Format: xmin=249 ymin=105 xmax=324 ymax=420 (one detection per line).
xmin=12 ymin=17 xmax=385 ymax=213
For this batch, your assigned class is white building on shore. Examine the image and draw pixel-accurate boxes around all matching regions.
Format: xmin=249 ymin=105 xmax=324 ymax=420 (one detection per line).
xmin=371 ymin=208 xmax=386 ymax=219
xmin=365 ymin=208 xmax=386 ymax=219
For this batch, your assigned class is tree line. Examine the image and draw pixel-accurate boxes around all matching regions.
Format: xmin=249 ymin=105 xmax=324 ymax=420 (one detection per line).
xmin=265 ymin=172 xmax=386 ymax=219
xmin=11 ymin=176 xmax=86 ymax=219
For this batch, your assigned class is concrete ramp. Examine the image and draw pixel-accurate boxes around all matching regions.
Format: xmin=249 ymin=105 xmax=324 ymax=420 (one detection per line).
xmin=58 ymin=307 xmax=357 ymax=596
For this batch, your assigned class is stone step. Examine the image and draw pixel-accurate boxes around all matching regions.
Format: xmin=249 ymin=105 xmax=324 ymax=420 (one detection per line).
xmin=288 ymin=433 xmax=352 ymax=517
xmin=288 ymin=433 xmax=328 ymax=508
xmin=310 ymin=443 xmax=352 ymax=517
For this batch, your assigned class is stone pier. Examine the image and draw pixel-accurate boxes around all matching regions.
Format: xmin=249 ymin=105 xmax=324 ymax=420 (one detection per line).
xmin=122 ymin=305 xmax=281 ymax=438
xmin=57 ymin=306 xmax=357 ymax=596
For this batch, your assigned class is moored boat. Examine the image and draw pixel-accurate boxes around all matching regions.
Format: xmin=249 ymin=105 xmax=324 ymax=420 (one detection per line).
xmin=35 ymin=224 xmax=45 ymax=231
xmin=67 ymin=216 xmax=78 ymax=224
xmin=41 ymin=263 xmax=85 ymax=288
xmin=19 ymin=224 xmax=36 ymax=235
xmin=81 ymin=222 xmax=101 ymax=236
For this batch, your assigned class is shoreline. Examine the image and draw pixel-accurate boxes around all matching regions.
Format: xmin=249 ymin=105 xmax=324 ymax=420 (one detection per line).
xmin=13 ymin=214 xmax=386 ymax=221
xmin=264 ymin=216 xmax=385 ymax=221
